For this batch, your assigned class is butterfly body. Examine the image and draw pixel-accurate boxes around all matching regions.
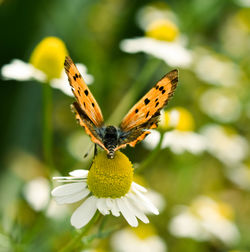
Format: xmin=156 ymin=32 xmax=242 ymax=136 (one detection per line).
xmin=65 ymin=56 xmax=178 ymax=159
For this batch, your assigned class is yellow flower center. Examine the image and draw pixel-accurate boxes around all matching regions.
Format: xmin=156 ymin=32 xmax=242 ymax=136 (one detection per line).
xmin=87 ymin=151 xmax=133 ymax=198
xmin=30 ymin=37 xmax=68 ymax=80
xmin=160 ymin=107 xmax=195 ymax=131
xmin=146 ymin=19 xmax=179 ymax=42
xmin=132 ymin=223 xmax=156 ymax=239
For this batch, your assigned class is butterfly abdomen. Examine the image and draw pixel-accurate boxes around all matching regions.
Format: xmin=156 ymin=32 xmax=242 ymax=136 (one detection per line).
xmin=103 ymin=126 xmax=119 ymax=159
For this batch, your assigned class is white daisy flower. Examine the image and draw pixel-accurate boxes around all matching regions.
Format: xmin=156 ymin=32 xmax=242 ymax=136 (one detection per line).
xmin=226 ymin=163 xmax=250 ymax=191
xmin=168 ymin=196 xmax=240 ymax=246
xmin=111 ymin=224 xmax=167 ymax=252
xmin=51 ymin=151 xmax=159 ymax=229
xmin=120 ymin=7 xmax=192 ymax=68
xmin=193 ymin=48 xmax=241 ymax=87
xmin=143 ymin=130 xmax=207 ymax=155
xmin=200 ymin=124 xmax=248 ymax=166
xmin=143 ymin=108 xmax=207 ymax=155
xmin=1 ymin=37 xmax=94 ymax=97
xmin=120 ymin=37 xmax=192 ymax=68
xmin=23 ymin=177 xmax=50 ymax=211
xmin=199 ymin=88 xmax=242 ymax=123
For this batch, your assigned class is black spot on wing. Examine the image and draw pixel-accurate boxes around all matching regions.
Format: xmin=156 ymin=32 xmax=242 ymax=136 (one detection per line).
xmin=146 ymin=111 xmax=149 ymax=118
xmin=92 ymin=103 xmax=95 ymax=107
xmin=159 ymin=86 xmax=163 ymax=91
xmin=84 ymin=90 xmax=89 ymax=96
xmin=135 ymin=109 xmax=139 ymax=113
xmin=144 ymin=98 xmax=150 ymax=105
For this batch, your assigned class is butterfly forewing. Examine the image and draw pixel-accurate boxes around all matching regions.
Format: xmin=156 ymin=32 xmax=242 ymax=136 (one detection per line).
xmin=120 ymin=69 xmax=178 ymax=132
xmin=64 ymin=56 xmax=104 ymax=127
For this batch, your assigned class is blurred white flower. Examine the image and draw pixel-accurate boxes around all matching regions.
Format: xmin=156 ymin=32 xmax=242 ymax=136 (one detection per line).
xmin=169 ymin=196 xmax=240 ymax=246
xmin=226 ymin=163 xmax=250 ymax=190
xmin=1 ymin=36 xmax=94 ymax=97
xmin=143 ymin=129 xmax=207 ymax=155
xmin=1 ymin=60 xmax=93 ymax=97
xmin=111 ymin=225 xmax=167 ymax=252
xmin=51 ymin=152 xmax=159 ymax=229
xmin=201 ymin=124 xmax=248 ymax=166
xmin=144 ymin=107 xmax=207 ymax=155
xmin=23 ymin=177 xmax=50 ymax=211
xmin=46 ymin=200 xmax=69 ymax=219
xmin=234 ymin=0 xmax=250 ymax=7
xmin=145 ymin=189 xmax=166 ymax=213
xmin=66 ymin=130 xmax=93 ymax=161
xmin=136 ymin=4 xmax=178 ymax=31
xmin=199 ymin=88 xmax=242 ymax=123
xmin=220 ymin=9 xmax=250 ymax=59
xmin=1 ymin=59 xmax=46 ymax=82
xmin=120 ymin=5 xmax=192 ymax=68
xmin=194 ymin=49 xmax=241 ymax=86
xmin=120 ymin=37 xmax=192 ymax=68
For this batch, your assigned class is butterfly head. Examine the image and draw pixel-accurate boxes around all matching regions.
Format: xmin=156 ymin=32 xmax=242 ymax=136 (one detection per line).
xmin=103 ymin=126 xmax=119 ymax=159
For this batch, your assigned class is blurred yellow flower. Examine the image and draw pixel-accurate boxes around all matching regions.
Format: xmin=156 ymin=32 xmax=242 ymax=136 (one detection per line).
xmin=160 ymin=107 xmax=195 ymax=131
xmin=111 ymin=224 xmax=166 ymax=252
xmin=1 ymin=36 xmax=93 ymax=96
xmin=146 ymin=19 xmax=179 ymax=42
xmin=30 ymin=37 xmax=68 ymax=80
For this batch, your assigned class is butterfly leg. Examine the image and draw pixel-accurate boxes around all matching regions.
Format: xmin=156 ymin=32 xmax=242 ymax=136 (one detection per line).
xmin=94 ymin=144 xmax=97 ymax=156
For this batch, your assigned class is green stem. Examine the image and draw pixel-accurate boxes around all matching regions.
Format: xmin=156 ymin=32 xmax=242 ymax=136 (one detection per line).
xmin=107 ymin=57 xmax=161 ymax=125
xmin=59 ymin=212 xmax=101 ymax=252
xmin=136 ymin=132 xmax=164 ymax=173
xmin=42 ymin=84 xmax=54 ymax=175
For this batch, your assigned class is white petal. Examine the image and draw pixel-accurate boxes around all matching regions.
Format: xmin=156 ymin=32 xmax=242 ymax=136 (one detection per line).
xmin=106 ymin=198 xmax=120 ymax=217
xmin=1 ymin=59 xmax=46 ymax=81
xmin=51 ymin=183 xmax=86 ymax=197
xmin=120 ymin=37 xmax=192 ymax=68
xmin=142 ymin=130 xmax=161 ymax=150
xmin=54 ymin=188 xmax=90 ymax=204
xmin=124 ymin=196 xmax=149 ymax=224
xmin=131 ymin=182 xmax=147 ymax=193
xmin=132 ymin=189 xmax=159 ymax=215
xmin=70 ymin=196 xmax=97 ymax=229
xmin=96 ymin=198 xmax=110 ymax=215
xmin=69 ymin=169 xmax=89 ymax=178
xmin=23 ymin=177 xmax=50 ymax=211
xmin=116 ymin=198 xmax=138 ymax=227
xmin=75 ymin=63 xmax=94 ymax=84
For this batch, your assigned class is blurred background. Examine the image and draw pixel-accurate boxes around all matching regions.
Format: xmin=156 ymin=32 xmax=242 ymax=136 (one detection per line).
xmin=0 ymin=0 xmax=250 ymax=251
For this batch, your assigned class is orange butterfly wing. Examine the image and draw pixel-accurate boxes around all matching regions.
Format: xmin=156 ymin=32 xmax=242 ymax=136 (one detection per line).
xmin=64 ymin=56 xmax=104 ymax=127
xmin=116 ymin=69 xmax=178 ymax=149
xmin=71 ymin=102 xmax=108 ymax=151
xmin=120 ymin=69 xmax=178 ymax=132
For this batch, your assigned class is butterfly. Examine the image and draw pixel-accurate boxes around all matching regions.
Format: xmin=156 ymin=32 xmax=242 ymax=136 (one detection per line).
xmin=64 ymin=56 xmax=178 ymax=159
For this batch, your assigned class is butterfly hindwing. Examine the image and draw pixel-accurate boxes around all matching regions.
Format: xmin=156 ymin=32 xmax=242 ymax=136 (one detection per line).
xmin=115 ymin=110 xmax=161 ymax=151
xmin=120 ymin=69 xmax=178 ymax=133
xmin=64 ymin=56 xmax=104 ymax=127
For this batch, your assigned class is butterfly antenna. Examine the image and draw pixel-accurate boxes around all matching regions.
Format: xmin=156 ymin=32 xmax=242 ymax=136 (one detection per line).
xmin=83 ymin=144 xmax=94 ymax=159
